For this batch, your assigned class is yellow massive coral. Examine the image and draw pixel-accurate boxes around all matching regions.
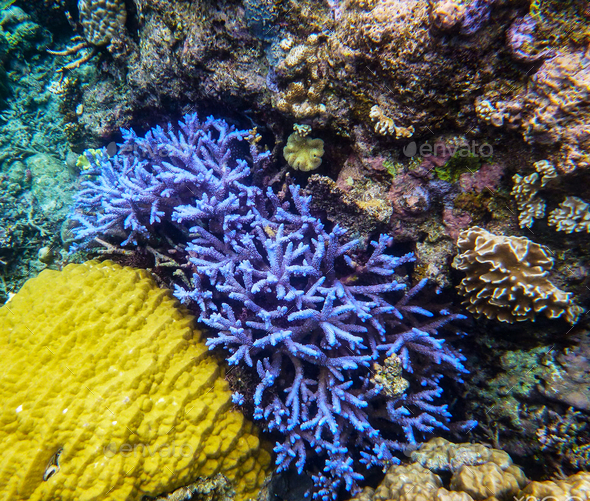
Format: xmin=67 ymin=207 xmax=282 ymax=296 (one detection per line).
xmin=452 ymin=227 xmax=583 ymax=324
xmin=0 ymin=260 xmax=271 ymax=501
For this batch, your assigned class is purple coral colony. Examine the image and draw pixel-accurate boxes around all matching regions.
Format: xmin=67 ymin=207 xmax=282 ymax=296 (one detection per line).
xmin=1 ymin=0 xmax=590 ymax=499
xmin=71 ymin=113 xmax=473 ymax=498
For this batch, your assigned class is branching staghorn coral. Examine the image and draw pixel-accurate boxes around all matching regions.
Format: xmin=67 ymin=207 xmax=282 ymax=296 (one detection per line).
xmin=452 ymin=226 xmax=583 ymax=324
xmin=177 ymin=185 xmax=472 ymax=498
xmin=71 ymin=114 xmax=268 ymax=247
xmin=70 ymin=113 xmax=474 ymax=500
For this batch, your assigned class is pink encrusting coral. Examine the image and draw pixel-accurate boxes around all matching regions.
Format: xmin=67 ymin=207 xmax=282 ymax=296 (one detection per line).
xmin=459 ymin=163 xmax=504 ymax=193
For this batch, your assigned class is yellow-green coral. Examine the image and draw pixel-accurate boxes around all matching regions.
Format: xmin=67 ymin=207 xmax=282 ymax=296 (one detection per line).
xmin=0 ymin=260 xmax=271 ymax=501
xmin=370 ymin=354 xmax=409 ymax=398
xmin=283 ymin=129 xmax=324 ymax=171
xmin=76 ymin=148 xmax=105 ymax=171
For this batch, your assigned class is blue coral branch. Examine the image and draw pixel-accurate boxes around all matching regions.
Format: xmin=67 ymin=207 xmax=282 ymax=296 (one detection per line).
xmin=69 ymin=113 xmax=474 ymax=500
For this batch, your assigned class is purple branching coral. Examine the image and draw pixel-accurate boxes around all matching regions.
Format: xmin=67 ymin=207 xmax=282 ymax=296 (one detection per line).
xmin=71 ymin=114 xmax=267 ymax=247
xmin=70 ymin=114 xmax=475 ymax=500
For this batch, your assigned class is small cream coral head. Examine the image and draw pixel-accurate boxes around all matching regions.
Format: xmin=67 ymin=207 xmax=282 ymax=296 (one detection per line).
xmin=283 ymin=127 xmax=325 ymax=172
xmin=431 ymin=0 xmax=465 ymax=30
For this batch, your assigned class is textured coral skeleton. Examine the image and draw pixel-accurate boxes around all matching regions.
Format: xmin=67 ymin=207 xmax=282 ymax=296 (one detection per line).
xmin=452 ymin=226 xmax=583 ymax=324
xmin=47 ymin=0 xmax=127 ymax=73
xmin=70 ymin=113 xmax=474 ymax=499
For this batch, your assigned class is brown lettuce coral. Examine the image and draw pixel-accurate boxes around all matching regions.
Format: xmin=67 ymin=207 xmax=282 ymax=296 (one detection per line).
xmin=548 ymin=196 xmax=590 ymax=234
xmin=452 ymin=227 xmax=583 ymax=324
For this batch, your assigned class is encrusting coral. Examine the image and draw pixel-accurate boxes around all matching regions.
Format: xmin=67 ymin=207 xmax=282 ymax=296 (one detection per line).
xmin=369 ymin=105 xmax=414 ymax=138
xmin=510 ymin=160 xmax=590 ymax=233
xmin=48 ymin=0 xmax=133 ymax=74
xmin=519 ymin=473 xmax=590 ymax=501
xmin=69 ymin=113 xmax=475 ymax=499
xmin=349 ymin=436 xmax=590 ymax=501
xmin=78 ymin=0 xmax=127 ymax=46
xmin=480 ymin=47 xmax=590 ymax=175
xmin=274 ymin=33 xmax=329 ymax=119
xmin=510 ymin=160 xmax=558 ymax=229
xmin=349 ymin=437 xmax=528 ymax=501
xmin=411 ymin=437 xmax=512 ymax=472
xmin=0 ymin=260 xmax=271 ymax=501
xmin=452 ymin=226 xmax=583 ymax=324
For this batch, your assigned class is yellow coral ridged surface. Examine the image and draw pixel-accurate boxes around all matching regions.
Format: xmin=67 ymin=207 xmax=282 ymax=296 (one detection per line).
xmin=0 ymin=260 xmax=270 ymax=501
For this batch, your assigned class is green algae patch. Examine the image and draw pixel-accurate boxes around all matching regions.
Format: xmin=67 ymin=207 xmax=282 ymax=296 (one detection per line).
xmin=435 ymin=151 xmax=484 ymax=182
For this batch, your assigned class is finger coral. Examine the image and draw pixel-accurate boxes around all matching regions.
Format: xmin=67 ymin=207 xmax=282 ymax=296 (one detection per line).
xmin=70 ymin=113 xmax=474 ymax=500
xmin=452 ymin=226 xmax=583 ymax=324
xmin=0 ymin=260 xmax=271 ymax=501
